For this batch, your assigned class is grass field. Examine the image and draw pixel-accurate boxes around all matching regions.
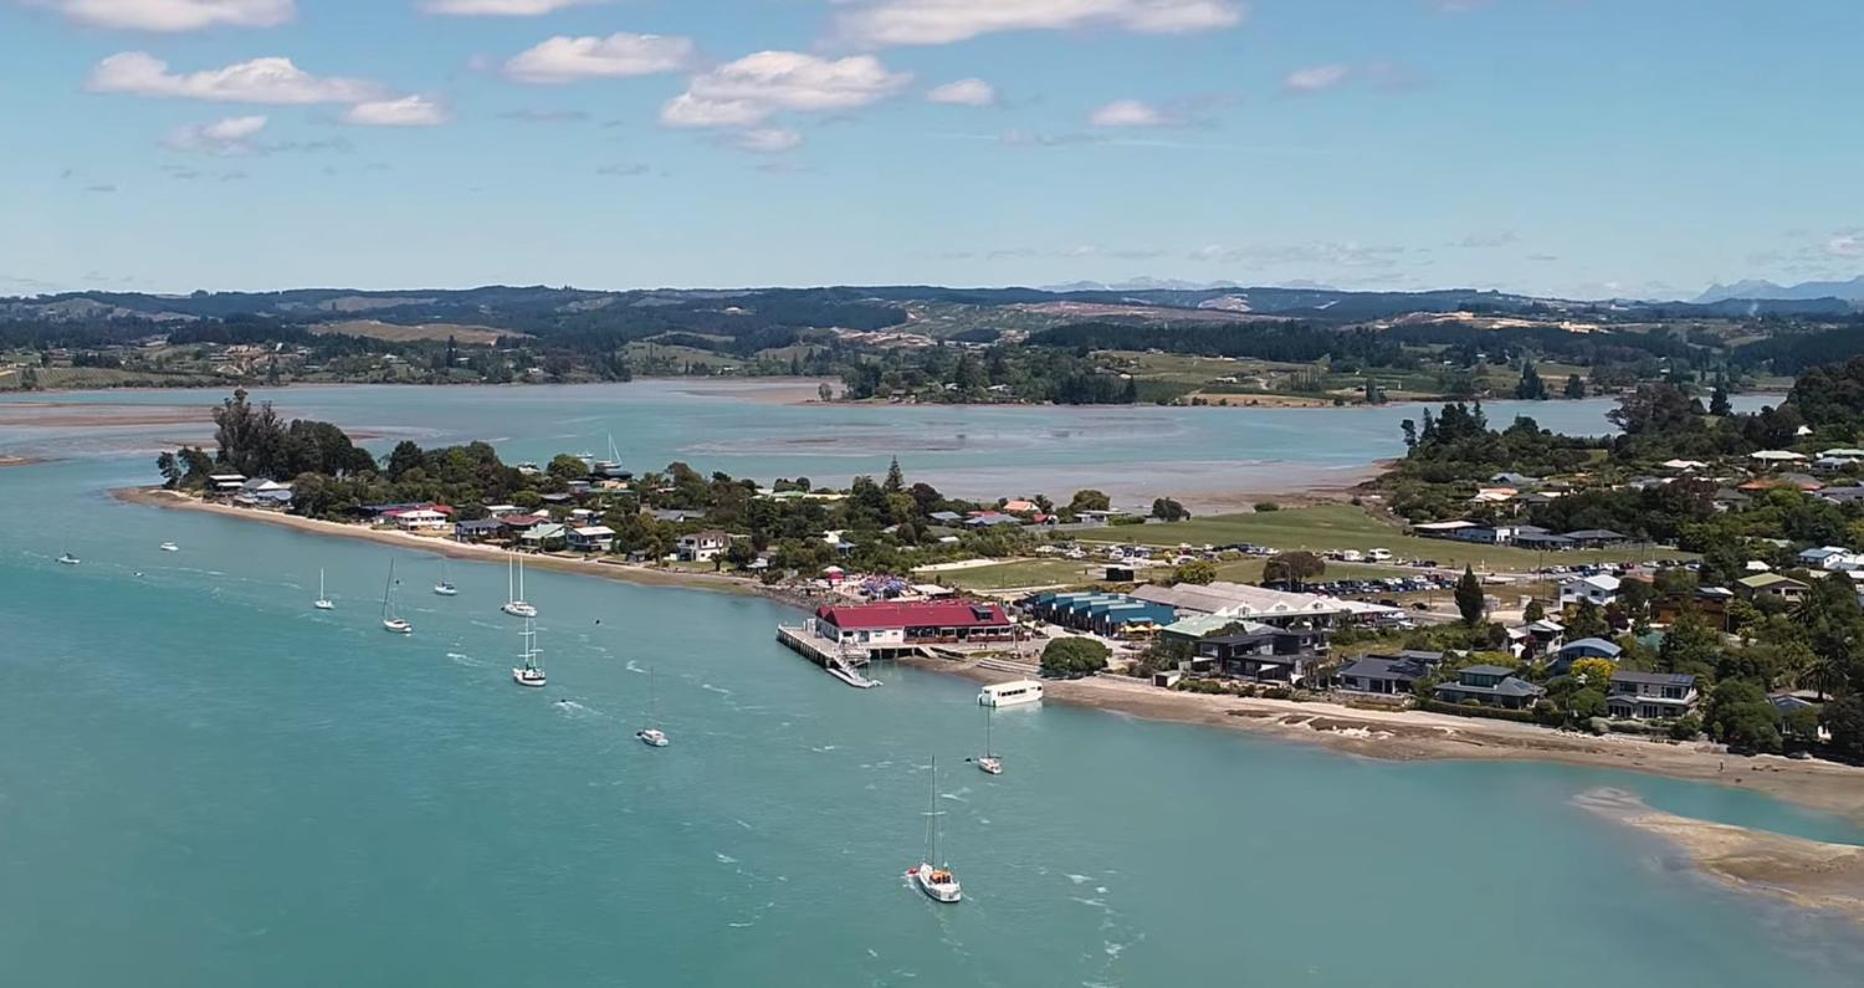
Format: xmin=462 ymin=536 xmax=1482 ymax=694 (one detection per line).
xmin=923 ymin=559 xmax=1103 ymax=591
xmin=314 ymin=320 xmax=514 ymax=345
xmin=1079 ymin=504 xmax=1689 ymax=573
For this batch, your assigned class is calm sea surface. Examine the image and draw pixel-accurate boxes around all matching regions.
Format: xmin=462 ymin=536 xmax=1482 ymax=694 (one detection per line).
xmin=1 ymin=384 xmax=1850 ymax=987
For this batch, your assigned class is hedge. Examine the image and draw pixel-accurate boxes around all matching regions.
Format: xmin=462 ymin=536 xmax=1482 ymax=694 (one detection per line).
xmin=1415 ymin=698 xmax=1541 ymax=724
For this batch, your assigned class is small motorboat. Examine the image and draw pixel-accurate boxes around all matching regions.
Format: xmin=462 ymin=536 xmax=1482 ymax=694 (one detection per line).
xmin=159 ymin=542 xmax=180 ymax=552
xmin=636 ymin=728 xmax=669 ymax=748
xmin=57 ymin=553 xmax=80 ymax=566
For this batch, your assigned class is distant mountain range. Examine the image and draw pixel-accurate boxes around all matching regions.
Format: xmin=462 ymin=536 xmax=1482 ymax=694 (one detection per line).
xmin=1694 ymin=276 xmax=1864 ymax=304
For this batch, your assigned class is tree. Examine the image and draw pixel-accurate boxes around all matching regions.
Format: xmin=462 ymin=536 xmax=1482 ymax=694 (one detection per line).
xmin=1567 ymin=599 xmax=1610 ymax=639
xmin=1172 ymin=559 xmax=1217 ymax=585
xmin=883 ymin=457 xmax=905 ymax=494
xmin=1567 ymin=687 xmax=1609 ymax=724
xmin=1514 ymin=362 xmax=1547 ymax=401
xmin=156 ymin=451 xmax=181 ymax=489
xmin=1710 ymin=377 xmax=1733 ymax=417
xmin=1041 ymin=638 xmax=1109 ymax=679
xmin=1264 ymin=551 xmax=1325 ymax=589
xmin=385 ymin=441 xmax=426 ymax=481
xmin=1523 ymin=599 xmax=1546 ymax=623
xmin=1150 ymin=497 xmax=1189 ymax=522
xmin=1069 ymin=489 xmax=1111 ymax=513
xmin=1704 ymin=680 xmax=1782 ymax=753
xmin=817 ymin=382 xmax=834 ymax=403
xmin=1563 ymin=374 xmax=1587 ymax=399
xmin=1454 ymin=565 xmax=1485 ymax=626
xmin=1825 ymin=695 xmax=1864 ymax=760
xmin=1656 ymin=610 xmax=1720 ymax=678
xmin=547 ymin=454 xmax=589 ymax=482
xmin=1569 ymin=657 xmax=1617 ymax=689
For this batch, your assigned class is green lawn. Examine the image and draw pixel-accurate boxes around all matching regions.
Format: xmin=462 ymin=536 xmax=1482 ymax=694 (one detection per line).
xmin=1081 ymin=504 xmax=1689 ymax=573
xmin=924 ymin=559 xmax=1102 ymax=591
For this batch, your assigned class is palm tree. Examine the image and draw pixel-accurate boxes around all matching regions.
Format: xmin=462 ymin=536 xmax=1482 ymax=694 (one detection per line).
xmin=1800 ymin=651 xmax=1849 ymax=702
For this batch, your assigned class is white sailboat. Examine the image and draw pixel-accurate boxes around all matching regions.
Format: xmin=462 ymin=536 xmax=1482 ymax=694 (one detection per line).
xmin=433 ymin=558 xmax=458 ymax=597
xmin=637 ymin=667 xmax=669 ymax=747
xmin=381 ymin=560 xmax=412 ymax=634
xmin=594 ymin=432 xmax=627 ymax=477
xmin=906 ymin=757 xmax=962 ymax=903
xmin=511 ymin=618 xmax=546 ymax=687
xmin=313 ymin=568 xmax=335 ymax=610
xmin=57 ymin=533 xmax=79 ymax=566
xmin=501 ymin=554 xmax=537 ymax=617
xmin=972 ymin=705 xmax=1003 ymax=776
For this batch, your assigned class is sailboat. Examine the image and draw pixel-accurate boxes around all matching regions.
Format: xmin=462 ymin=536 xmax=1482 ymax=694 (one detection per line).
xmin=636 ymin=667 xmax=669 ymax=747
xmin=313 ymin=568 xmax=335 ymax=610
xmin=593 ymin=433 xmax=627 ymax=478
xmin=433 ymin=558 xmax=458 ymax=597
xmin=381 ymin=560 xmax=412 ymax=634
xmin=906 ymin=757 xmax=962 ymax=903
xmin=501 ymin=554 xmax=537 ymax=617
xmin=511 ymin=618 xmax=546 ymax=687
xmin=57 ymin=533 xmax=79 ymax=566
xmin=972 ymin=705 xmax=1003 ymax=776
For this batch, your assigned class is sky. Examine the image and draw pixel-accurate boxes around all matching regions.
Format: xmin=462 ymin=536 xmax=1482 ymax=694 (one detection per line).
xmin=2 ymin=0 xmax=1860 ymax=301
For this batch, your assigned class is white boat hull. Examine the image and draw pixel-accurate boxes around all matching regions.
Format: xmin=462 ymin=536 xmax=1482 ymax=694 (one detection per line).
xmin=908 ymin=864 xmax=962 ymax=903
xmin=57 ymin=557 xmax=79 ymax=566
xmin=978 ymin=681 xmax=1043 ymax=708
xmin=434 ymin=585 xmax=458 ymax=597
xmin=975 ymin=757 xmax=1003 ymax=776
xmin=314 ymin=600 xmax=334 ymax=611
xmin=502 ymin=602 xmax=537 ymax=618
xmin=159 ymin=544 xmax=179 ymax=552
xmin=383 ymin=619 xmax=412 ymax=634
xmin=637 ymin=729 xmax=670 ymax=747
xmin=512 ymin=668 xmax=546 ymax=688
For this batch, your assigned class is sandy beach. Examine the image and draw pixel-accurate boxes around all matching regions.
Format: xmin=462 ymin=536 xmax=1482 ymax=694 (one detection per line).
xmin=0 ymin=402 xmax=214 ymax=429
xmin=115 ymin=487 xmax=779 ymax=600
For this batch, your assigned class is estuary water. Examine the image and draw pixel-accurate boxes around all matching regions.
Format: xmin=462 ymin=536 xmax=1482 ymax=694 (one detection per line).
xmin=0 ymin=385 xmax=1853 ymax=987
xmin=0 ymin=381 xmax=1773 ymax=506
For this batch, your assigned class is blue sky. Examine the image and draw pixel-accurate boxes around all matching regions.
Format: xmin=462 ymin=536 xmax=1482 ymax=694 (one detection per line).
xmin=2 ymin=0 xmax=1859 ymax=300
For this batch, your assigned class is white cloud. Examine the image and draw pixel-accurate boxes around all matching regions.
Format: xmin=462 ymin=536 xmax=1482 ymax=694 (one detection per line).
xmin=503 ymin=33 xmax=698 ymax=84
xmin=735 ymin=128 xmax=804 ymax=154
xmin=420 ymin=0 xmax=599 ymax=15
xmin=1827 ymin=232 xmax=1863 ymax=258
xmin=660 ymin=51 xmax=910 ymax=128
xmin=837 ymin=0 xmax=1246 ymax=47
xmin=87 ymin=52 xmax=383 ymax=104
xmin=1089 ymin=98 xmax=1168 ymax=127
xmin=1281 ymin=63 xmax=1352 ymax=93
xmin=341 ymin=95 xmax=449 ymax=127
xmin=163 ymin=114 xmax=267 ymax=153
xmin=926 ymin=78 xmax=996 ymax=106
xmin=32 ymin=0 xmax=293 ymax=31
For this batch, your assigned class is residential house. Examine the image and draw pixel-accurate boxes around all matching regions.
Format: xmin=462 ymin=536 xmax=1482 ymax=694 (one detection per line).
xmin=1799 ymin=546 xmax=1863 ymax=572
xmin=1737 ymin=572 xmax=1810 ymax=603
xmin=1434 ymin=665 xmax=1546 ymax=709
xmin=1335 ymin=650 xmax=1443 ymax=695
xmin=1750 ymin=450 xmax=1808 ymax=467
xmin=207 ymin=473 xmax=247 ymax=495
xmin=1546 ymin=637 xmax=1623 ymax=676
xmin=1559 ymin=574 xmax=1621 ymax=608
xmin=453 ymin=518 xmax=508 ymax=544
xmin=677 ymin=530 xmax=731 ymax=563
xmin=965 ymin=511 xmax=1022 ymax=528
xmin=1606 ymin=672 xmax=1699 ymax=721
xmin=1818 ymin=486 xmax=1864 ymax=507
xmin=1195 ymin=627 xmax=1329 ymax=684
xmin=386 ymin=507 xmax=451 ymax=532
xmin=927 ymin=511 xmax=964 ymax=525
xmin=520 ymin=522 xmax=566 ymax=550
xmin=568 ymin=525 xmax=616 ymax=553
xmin=1652 ymin=587 xmax=1736 ymax=631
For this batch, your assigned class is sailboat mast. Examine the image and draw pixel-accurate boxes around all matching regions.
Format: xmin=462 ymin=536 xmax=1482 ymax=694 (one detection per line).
xmin=382 ymin=561 xmax=395 ymax=619
xmin=927 ymin=757 xmax=940 ymax=866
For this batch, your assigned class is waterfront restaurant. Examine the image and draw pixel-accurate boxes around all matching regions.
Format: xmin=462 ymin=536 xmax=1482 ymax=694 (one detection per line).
xmin=812 ymin=601 xmax=1015 ymax=648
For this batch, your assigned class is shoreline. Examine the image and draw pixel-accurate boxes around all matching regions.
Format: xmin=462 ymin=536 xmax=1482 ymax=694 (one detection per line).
xmin=116 ymin=485 xmax=1864 ymax=827
xmin=907 ymin=657 xmax=1864 ymax=826
xmin=114 ymin=487 xmax=802 ymax=603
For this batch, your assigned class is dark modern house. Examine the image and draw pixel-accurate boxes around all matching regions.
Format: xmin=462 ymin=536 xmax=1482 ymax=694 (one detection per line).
xmin=1335 ymin=650 xmax=1443 ymax=696
xmin=1434 ymin=665 xmax=1546 ymax=709
xmin=1606 ymin=671 xmax=1699 ymax=720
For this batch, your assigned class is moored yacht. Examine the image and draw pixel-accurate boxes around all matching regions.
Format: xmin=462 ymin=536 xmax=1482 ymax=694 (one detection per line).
xmin=906 ymin=757 xmax=962 ymax=903
xmin=313 ymin=568 xmax=335 ymax=610
xmin=512 ymin=618 xmax=545 ymax=687
xmin=501 ymin=554 xmax=537 ymax=617
xmin=381 ymin=559 xmax=412 ymax=634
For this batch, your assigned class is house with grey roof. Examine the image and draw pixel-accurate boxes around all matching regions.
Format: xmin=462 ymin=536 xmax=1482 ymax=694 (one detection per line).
xmin=1546 ymin=637 xmax=1622 ymax=676
xmin=1606 ymin=671 xmax=1698 ymax=720
xmin=1434 ymin=665 xmax=1545 ymax=709
xmin=1335 ymin=651 xmax=1442 ymax=696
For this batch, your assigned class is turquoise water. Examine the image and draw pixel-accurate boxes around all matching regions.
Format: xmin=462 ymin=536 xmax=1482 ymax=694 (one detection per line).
xmin=3 ymin=391 xmax=1857 ymax=987
xmin=0 ymin=383 xmax=1773 ymax=505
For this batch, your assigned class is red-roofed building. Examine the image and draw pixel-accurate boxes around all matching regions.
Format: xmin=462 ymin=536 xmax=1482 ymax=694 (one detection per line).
xmin=814 ymin=601 xmax=1014 ymax=647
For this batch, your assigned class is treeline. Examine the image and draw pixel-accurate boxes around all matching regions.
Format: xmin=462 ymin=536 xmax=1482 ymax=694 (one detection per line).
xmin=838 ymin=345 xmax=1140 ymax=404
xmin=1026 ymin=321 xmax=1403 ymax=365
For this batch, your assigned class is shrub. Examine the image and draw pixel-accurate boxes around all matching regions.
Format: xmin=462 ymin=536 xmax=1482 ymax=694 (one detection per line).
xmin=1254 ymin=501 xmax=1281 ymax=512
xmin=1669 ymin=714 xmax=1702 ymax=741
xmin=1040 ymin=638 xmax=1110 ymax=679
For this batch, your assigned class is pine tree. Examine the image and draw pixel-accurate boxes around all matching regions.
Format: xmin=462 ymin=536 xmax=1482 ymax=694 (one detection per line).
xmin=1563 ymin=374 xmax=1586 ymax=399
xmin=1710 ymin=377 xmax=1733 ymax=417
xmin=883 ymin=456 xmax=905 ymax=493
xmin=1455 ymin=566 xmax=1486 ymax=626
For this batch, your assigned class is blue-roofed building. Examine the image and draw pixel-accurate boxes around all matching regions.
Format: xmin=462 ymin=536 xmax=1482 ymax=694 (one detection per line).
xmin=1024 ymin=591 xmax=1175 ymax=637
